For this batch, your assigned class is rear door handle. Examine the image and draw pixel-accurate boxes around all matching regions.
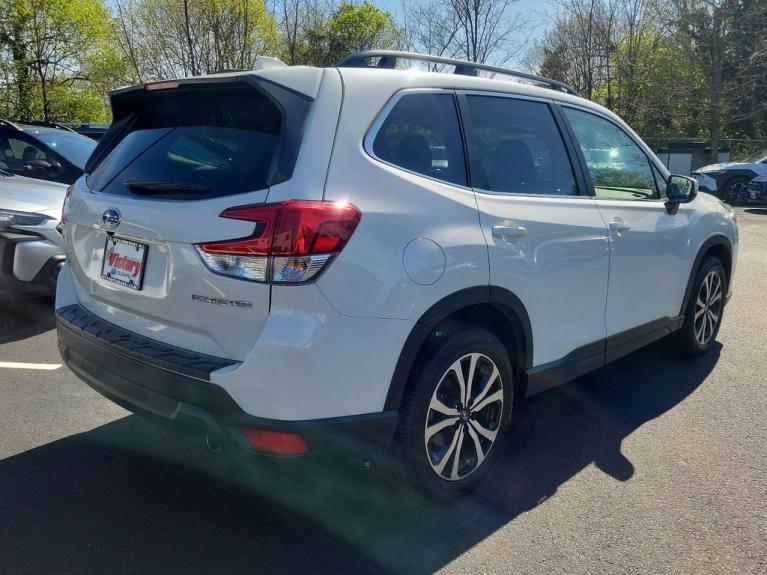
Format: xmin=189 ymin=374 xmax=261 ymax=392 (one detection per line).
xmin=492 ymin=225 xmax=528 ymax=242
xmin=609 ymin=220 xmax=631 ymax=233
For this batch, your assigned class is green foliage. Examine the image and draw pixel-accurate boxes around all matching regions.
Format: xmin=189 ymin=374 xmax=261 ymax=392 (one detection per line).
xmin=0 ymin=0 xmax=124 ymax=121
xmin=609 ymin=31 xmax=707 ymax=140
xmin=534 ymin=0 xmax=767 ymax=152
xmin=116 ymin=0 xmax=278 ymax=80
xmin=45 ymin=83 xmax=110 ymax=122
xmin=296 ymin=1 xmax=401 ymax=67
xmin=0 ymin=0 xmax=762 ymax=147
xmin=325 ymin=2 xmax=400 ymax=64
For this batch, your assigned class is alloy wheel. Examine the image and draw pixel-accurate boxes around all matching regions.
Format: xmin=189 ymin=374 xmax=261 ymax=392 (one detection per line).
xmin=727 ymin=181 xmax=749 ymax=205
xmin=694 ymin=269 xmax=723 ymax=345
xmin=424 ymin=353 xmax=504 ymax=481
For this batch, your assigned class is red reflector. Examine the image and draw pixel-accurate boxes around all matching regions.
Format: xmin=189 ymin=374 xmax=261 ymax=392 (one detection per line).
xmin=241 ymin=427 xmax=309 ymax=455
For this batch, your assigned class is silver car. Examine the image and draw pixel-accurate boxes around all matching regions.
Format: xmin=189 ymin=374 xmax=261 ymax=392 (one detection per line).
xmin=0 ymin=170 xmax=67 ymax=298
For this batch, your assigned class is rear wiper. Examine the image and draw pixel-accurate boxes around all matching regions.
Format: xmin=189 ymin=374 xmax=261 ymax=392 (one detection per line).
xmin=124 ymin=180 xmax=209 ymax=194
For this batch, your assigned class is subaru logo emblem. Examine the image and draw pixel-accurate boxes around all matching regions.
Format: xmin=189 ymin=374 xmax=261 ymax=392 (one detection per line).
xmin=102 ymin=208 xmax=121 ymax=229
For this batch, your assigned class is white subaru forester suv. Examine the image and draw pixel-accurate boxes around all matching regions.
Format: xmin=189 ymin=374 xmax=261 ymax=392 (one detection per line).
xmin=56 ymin=52 xmax=738 ymax=497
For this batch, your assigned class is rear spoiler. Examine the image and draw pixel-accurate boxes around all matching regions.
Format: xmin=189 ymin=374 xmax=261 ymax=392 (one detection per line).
xmin=86 ymin=71 xmax=319 ymax=177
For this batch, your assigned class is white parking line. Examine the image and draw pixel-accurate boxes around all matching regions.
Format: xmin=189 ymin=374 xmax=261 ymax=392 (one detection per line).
xmin=0 ymin=362 xmax=61 ymax=371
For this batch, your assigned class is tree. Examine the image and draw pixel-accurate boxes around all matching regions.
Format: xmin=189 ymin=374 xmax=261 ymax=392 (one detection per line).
xmin=0 ymin=0 xmax=119 ymax=121
xmin=405 ymin=0 xmax=531 ymax=65
xmin=275 ymin=0 xmax=330 ymax=65
xmin=113 ymin=0 xmax=277 ymax=81
xmin=533 ymin=0 xmax=619 ymax=101
xmin=669 ymin=0 xmax=767 ymax=158
xmin=402 ymin=0 xmax=459 ymax=64
xmin=321 ymin=1 xmax=400 ymax=66
xmin=611 ymin=32 xmax=706 ymax=140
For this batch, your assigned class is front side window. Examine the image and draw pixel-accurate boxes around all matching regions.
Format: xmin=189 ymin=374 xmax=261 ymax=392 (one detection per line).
xmin=564 ymin=107 xmax=659 ymax=200
xmin=464 ymin=96 xmax=579 ymax=196
xmin=32 ymin=130 xmax=96 ymax=169
xmin=0 ymin=135 xmax=64 ymax=180
xmin=372 ymin=92 xmax=467 ymax=186
xmin=651 ymin=163 xmax=668 ymax=199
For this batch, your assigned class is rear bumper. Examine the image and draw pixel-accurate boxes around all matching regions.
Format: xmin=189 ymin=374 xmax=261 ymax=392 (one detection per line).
xmin=56 ymin=303 xmax=398 ymax=457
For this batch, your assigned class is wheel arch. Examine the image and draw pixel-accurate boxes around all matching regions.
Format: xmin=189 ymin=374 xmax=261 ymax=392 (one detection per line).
xmin=383 ymin=286 xmax=534 ymax=411
xmin=680 ymin=234 xmax=733 ymax=316
xmin=717 ymin=170 xmax=757 ymax=197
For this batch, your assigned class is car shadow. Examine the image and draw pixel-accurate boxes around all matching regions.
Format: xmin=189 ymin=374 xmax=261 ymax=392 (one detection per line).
xmin=0 ymin=340 xmax=720 ymax=574
xmin=744 ymin=208 xmax=767 ymax=215
xmin=0 ymin=297 xmax=55 ymax=344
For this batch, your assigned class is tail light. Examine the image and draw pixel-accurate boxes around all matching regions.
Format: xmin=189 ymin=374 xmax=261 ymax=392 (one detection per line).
xmin=195 ymin=200 xmax=361 ymax=283
xmin=61 ymin=185 xmax=73 ymax=226
xmin=58 ymin=185 xmax=73 ymax=240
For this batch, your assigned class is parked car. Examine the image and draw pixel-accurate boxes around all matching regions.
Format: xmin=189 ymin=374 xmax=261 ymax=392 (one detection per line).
xmin=692 ymin=149 xmax=767 ymax=204
xmin=63 ymin=123 xmax=110 ymax=141
xmin=0 ymin=170 xmax=66 ymax=299
xmin=745 ymin=174 xmax=767 ymax=206
xmin=0 ymin=120 xmax=96 ymax=185
xmin=56 ymin=51 xmax=738 ymax=497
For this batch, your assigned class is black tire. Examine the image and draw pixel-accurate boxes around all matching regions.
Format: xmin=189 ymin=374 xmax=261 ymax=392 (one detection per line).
xmin=384 ymin=326 xmax=513 ymax=498
xmin=721 ymin=176 xmax=750 ymax=205
xmin=674 ymin=257 xmax=726 ymax=357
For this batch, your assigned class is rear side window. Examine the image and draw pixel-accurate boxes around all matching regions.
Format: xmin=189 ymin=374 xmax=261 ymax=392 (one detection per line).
xmin=371 ymin=93 xmax=467 ymax=187
xmin=465 ymin=96 xmax=579 ymax=196
xmin=88 ymin=83 xmax=307 ymax=199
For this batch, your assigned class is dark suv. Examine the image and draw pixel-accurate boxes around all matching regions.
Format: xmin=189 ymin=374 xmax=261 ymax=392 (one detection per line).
xmin=0 ymin=120 xmax=96 ymax=185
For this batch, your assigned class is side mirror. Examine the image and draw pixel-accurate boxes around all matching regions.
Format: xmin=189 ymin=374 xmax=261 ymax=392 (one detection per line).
xmin=665 ymin=174 xmax=697 ymax=214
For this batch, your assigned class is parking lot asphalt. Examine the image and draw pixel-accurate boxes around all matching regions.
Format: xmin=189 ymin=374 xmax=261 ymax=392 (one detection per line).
xmin=1 ymin=207 xmax=766 ymax=575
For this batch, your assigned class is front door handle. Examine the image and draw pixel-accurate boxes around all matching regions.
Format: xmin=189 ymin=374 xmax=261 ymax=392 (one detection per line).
xmin=609 ymin=220 xmax=632 ymax=233
xmin=492 ymin=225 xmax=528 ymax=242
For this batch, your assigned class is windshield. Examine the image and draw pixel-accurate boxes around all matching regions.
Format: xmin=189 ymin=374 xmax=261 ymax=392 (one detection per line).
xmin=739 ymin=149 xmax=767 ymax=163
xmin=32 ymin=130 xmax=96 ymax=168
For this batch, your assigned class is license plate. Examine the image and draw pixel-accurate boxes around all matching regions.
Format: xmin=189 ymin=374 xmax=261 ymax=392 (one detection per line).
xmin=101 ymin=236 xmax=148 ymax=290
xmin=750 ymin=191 xmax=758 ymax=199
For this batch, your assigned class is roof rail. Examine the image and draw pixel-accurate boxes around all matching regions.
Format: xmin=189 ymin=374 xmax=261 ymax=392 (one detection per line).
xmin=22 ymin=120 xmax=77 ymax=133
xmin=336 ymin=50 xmax=581 ymax=97
xmin=0 ymin=119 xmax=21 ymax=131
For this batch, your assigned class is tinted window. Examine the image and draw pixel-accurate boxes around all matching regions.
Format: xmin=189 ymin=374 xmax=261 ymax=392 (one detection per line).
xmin=651 ymin=163 xmax=668 ymax=199
xmin=0 ymin=134 xmax=64 ymax=179
xmin=32 ymin=130 xmax=96 ymax=168
xmin=465 ymin=96 xmax=578 ymax=196
xmin=88 ymin=85 xmax=284 ymax=198
xmin=564 ymin=107 xmax=659 ymax=200
xmin=372 ymin=93 xmax=466 ymax=186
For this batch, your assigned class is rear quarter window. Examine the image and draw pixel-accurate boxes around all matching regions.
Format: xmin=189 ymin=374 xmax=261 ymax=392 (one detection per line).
xmin=370 ymin=92 xmax=467 ymax=187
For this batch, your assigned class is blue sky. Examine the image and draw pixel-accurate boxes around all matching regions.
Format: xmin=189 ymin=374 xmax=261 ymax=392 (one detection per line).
xmin=371 ymin=0 xmax=556 ymax=37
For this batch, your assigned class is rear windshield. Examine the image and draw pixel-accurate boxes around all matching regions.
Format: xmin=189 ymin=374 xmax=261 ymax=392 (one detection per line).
xmin=87 ymin=83 xmax=304 ymax=199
